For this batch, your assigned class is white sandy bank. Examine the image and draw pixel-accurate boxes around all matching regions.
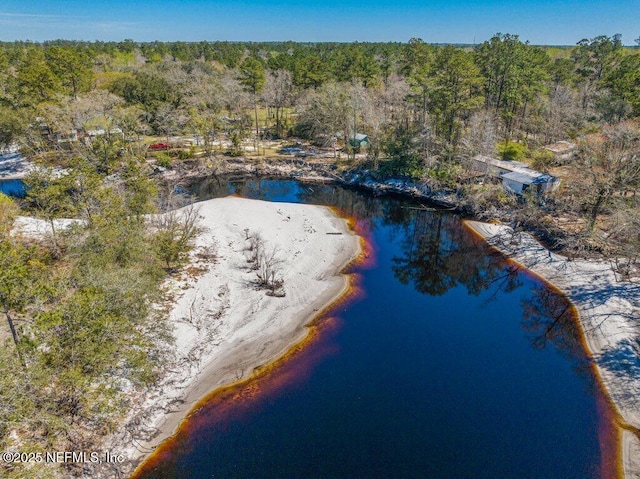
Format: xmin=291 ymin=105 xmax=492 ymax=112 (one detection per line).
xmin=12 ymin=216 xmax=80 ymax=236
xmin=102 ymin=197 xmax=361 ymax=474
xmin=464 ymin=220 xmax=640 ymax=479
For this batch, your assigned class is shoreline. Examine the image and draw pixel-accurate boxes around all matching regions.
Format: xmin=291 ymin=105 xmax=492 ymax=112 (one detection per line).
xmin=463 ymin=220 xmax=640 ymax=479
xmin=103 ymin=197 xmax=362 ymax=478
xmin=130 ymin=267 xmax=360 ymax=478
xmin=160 ymin=156 xmax=460 ymax=209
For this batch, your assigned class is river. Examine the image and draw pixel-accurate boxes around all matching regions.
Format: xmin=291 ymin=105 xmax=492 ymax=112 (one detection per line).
xmin=133 ymin=178 xmax=616 ymax=479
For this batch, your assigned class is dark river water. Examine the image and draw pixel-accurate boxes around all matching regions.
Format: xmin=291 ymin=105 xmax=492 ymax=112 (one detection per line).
xmin=134 ymin=178 xmax=615 ymax=479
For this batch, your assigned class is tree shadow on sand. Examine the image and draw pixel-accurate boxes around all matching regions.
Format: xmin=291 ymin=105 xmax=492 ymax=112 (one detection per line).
xmin=596 ymin=339 xmax=640 ymax=408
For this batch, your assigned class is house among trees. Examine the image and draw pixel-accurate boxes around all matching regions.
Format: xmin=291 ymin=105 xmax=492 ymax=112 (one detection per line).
xmin=31 ymin=118 xmax=125 ymax=147
xmin=33 ymin=119 xmax=78 ymax=146
xmin=501 ymin=170 xmax=560 ymax=195
xmin=349 ymin=133 xmax=370 ymax=149
xmin=472 ymin=155 xmax=561 ymax=196
xmin=85 ymin=128 xmax=123 ymax=139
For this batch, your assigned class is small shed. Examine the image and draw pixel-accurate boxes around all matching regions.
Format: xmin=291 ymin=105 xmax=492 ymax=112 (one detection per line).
xmin=543 ymin=140 xmax=576 ymax=161
xmin=349 ymin=133 xmax=370 ymax=149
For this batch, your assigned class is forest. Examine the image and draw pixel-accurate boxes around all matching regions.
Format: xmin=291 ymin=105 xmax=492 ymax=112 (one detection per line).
xmin=0 ymin=35 xmax=639 ymax=478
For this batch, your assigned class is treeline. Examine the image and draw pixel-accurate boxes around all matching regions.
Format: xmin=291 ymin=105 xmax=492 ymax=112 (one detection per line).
xmin=1 ymin=35 xmax=639 ymax=158
xmin=1 ymin=35 xmax=639 ymax=136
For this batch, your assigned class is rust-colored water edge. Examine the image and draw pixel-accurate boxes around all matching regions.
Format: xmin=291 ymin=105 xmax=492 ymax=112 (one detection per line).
xmin=508 ymin=268 xmax=621 ymax=479
xmin=328 ymin=208 xmax=378 ymax=273
xmin=511 ymin=265 xmax=622 ymax=479
xmin=463 ymin=222 xmax=623 ymax=479
xmin=130 ymin=215 xmax=372 ymax=479
xmin=130 ymin=316 xmax=343 ymax=478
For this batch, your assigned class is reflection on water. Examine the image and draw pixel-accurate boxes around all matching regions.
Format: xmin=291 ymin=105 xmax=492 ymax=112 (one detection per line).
xmin=391 ymin=213 xmax=521 ymax=297
xmin=134 ymin=177 xmax=614 ymax=479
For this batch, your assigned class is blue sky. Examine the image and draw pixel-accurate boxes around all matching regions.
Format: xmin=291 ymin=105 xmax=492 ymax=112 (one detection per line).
xmin=0 ymin=0 xmax=638 ymax=45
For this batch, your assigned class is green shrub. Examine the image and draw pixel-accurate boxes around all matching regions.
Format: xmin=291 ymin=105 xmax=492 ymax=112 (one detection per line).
xmin=225 ymin=131 xmax=244 ymax=157
xmin=380 ymin=131 xmax=422 ymax=178
xmin=462 ymin=183 xmax=517 ymax=214
xmin=425 ymin=162 xmax=462 ymax=188
xmin=498 ymin=140 xmax=528 ymax=161
xmin=0 ymin=193 xmax=19 ymax=235
xmin=531 ymin=149 xmax=555 ymax=172
xmin=155 ymin=152 xmax=172 ymax=168
xmin=177 ymin=148 xmax=194 ymax=160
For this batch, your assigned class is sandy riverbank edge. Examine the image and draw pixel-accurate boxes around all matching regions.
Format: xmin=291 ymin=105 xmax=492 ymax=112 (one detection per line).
xmin=464 ymin=220 xmax=640 ymax=479
xmin=106 ymin=197 xmax=362 ymax=477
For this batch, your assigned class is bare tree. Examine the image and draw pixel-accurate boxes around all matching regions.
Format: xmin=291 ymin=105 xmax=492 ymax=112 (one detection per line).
xmin=539 ymin=85 xmax=583 ymax=145
xmin=297 ymin=82 xmax=349 ymax=139
xmin=256 ymin=245 xmax=284 ymax=296
xmin=607 ymin=205 xmax=640 ymax=279
xmin=379 ymin=74 xmax=411 ymax=125
xmin=245 ymin=230 xmax=264 ymax=268
xmin=244 ymin=230 xmax=285 ymax=295
xmin=113 ymin=104 xmax=147 ymax=147
xmin=219 ymin=72 xmax=253 ymax=140
xmin=297 ymin=81 xmax=359 ymax=158
xmin=573 ymin=122 xmax=640 ymax=231
xmin=357 ymin=85 xmax=388 ymax=168
xmin=262 ymin=69 xmax=293 ymax=138
xmin=154 ymin=103 xmax=190 ymax=143
xmin=460 ymin=110 xmax=498 ymax=160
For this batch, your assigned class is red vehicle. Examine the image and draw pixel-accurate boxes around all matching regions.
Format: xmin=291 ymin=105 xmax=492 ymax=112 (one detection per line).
xmin=148 ymin=142 xmax=170 ymax=150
